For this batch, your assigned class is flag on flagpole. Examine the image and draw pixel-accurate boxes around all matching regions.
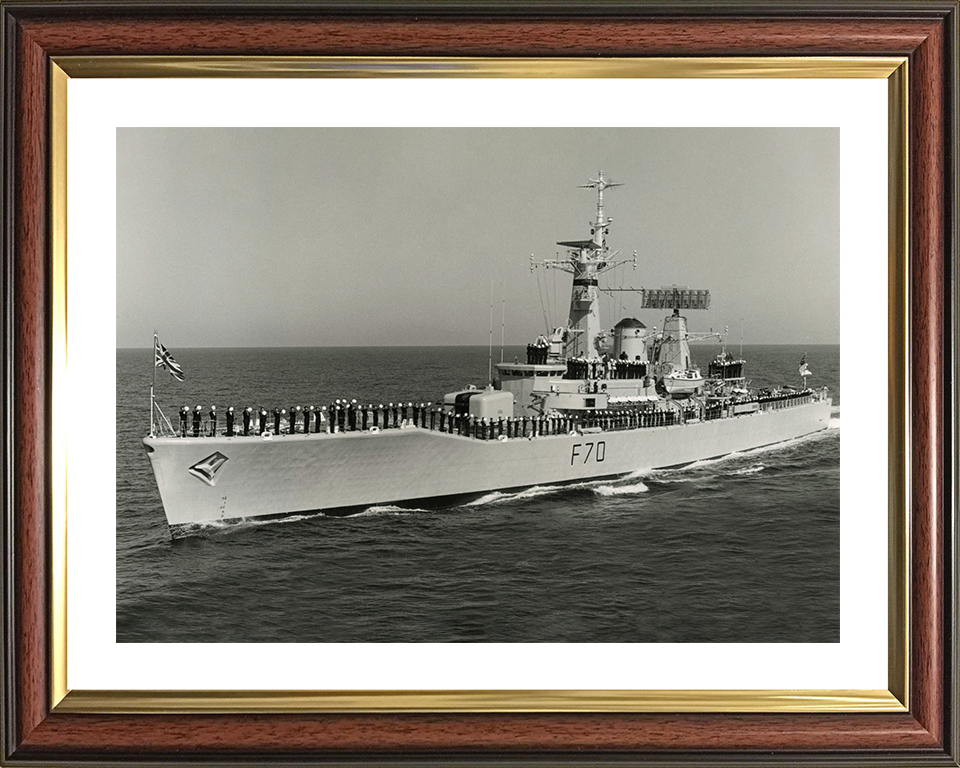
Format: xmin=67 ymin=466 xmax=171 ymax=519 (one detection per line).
xmin=798 ymin=353 xmax=811 ymax=377
xmin=155 ymin=336 xmax=185 ymax=381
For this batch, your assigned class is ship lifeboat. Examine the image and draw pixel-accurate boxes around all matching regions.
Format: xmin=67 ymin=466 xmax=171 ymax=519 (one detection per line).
xmin=663 ymin=369 xmax=704 ymax=396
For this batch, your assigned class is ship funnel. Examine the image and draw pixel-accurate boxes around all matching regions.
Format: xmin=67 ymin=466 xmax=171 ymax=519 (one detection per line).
xmin=613 ymin=318 xmax=649 ymax=361
xmin=657 ymin=313 xmax=692 ymax=374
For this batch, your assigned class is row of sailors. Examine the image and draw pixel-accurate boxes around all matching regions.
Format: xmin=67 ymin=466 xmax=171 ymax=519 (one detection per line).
xmin=699 ymin=390 xmax=815 ymax=420
xmin=758 ymin=392 xmax=815 ymax=410
xmin=178 ymin=401 xmax=438 ymax=437
xmin=526 ymin=337 xmax=551 ymax=365
xmin=581 ymin=407 xmax=681 ymax=430
xmin=177 ymin=401 xmax=706 ymax=439
xmin=757 ymin=388 xmax=814 ymax=402
xmin=436 ymin=412 xmax=576 ymax=440
xmin=470 ymin=406 xmax=708 ymax=435
xmin=564 ymin=357 xmax=649 ymax=382
xmin=520 ymin=344 xmax=651 ymax=381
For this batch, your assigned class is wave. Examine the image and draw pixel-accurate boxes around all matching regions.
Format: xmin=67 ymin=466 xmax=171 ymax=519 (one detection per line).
xmin=592 ymin=481 xmax=650 ymax=496
xmin=645 ymin=475 xmax=715 ymax=485
xmin=466 ymin=472 xmax=649 ymax=507
xmin=828 ymin=418 xmax=840 ymax=429
xmin=178 ymin=503 xmax=435 ymax=534
xmin=174 ymin=510 xmax=326 ymax=537
xmin=351 ymin=505 xmax=429 ymax=517
xmin=728 ymin=463 xmax=765 ymax=476
xmin=466 ymin=484 xmax=573 ymax=506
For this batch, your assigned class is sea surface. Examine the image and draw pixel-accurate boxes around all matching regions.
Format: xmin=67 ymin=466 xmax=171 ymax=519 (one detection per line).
xmin=117 ymin=344 xmax=839 ymax=643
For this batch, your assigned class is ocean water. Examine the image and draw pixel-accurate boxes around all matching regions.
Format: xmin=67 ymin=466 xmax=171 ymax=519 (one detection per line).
xmin=117 ymin=344 xmax=839 ymax=643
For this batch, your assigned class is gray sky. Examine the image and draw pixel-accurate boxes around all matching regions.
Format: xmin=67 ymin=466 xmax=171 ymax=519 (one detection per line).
xmin=117 ymin=128 xmax=839 ymax=348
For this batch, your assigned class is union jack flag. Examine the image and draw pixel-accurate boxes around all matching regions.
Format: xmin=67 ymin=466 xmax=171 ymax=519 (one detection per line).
xmin=155 ymin=336 xmax=185 ymax=382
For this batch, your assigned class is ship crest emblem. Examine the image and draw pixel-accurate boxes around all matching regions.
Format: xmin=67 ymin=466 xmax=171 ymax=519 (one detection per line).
xmin=188 ymin=452 xmax=229 ymax=486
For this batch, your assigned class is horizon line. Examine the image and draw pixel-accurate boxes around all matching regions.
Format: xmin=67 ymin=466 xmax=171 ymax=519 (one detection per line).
xmin=119 ymin=341 xmax=841 ymax=350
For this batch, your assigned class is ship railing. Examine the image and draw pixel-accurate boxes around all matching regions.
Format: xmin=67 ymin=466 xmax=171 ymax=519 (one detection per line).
xmin=152 ymin=403 xmax=178 ymax=437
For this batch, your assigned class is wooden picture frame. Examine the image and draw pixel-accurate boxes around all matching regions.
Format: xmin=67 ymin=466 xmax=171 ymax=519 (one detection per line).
xmin=2 ymin=2 xmax=957 ymax=765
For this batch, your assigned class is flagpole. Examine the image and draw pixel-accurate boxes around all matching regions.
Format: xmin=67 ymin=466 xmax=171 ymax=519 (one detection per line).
xmin=150 ymin=330 xmax=157 ymax=437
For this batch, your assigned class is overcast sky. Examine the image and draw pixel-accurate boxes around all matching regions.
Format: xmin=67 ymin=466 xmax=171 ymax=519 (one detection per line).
xmin=117 ymin=128 xmax=839 ymax=348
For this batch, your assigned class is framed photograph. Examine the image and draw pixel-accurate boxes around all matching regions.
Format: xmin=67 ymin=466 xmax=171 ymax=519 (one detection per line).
xmin=2 ymin=2 xmax=957 ymax=766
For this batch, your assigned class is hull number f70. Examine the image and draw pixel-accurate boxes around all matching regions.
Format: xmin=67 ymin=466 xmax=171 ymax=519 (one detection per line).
xmin=571 ymin=441 xmax=605 ymax=465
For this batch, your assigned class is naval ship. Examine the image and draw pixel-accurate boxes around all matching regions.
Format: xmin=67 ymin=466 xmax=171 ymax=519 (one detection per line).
xmin=143 ymin=172 xmax=833 ymax=536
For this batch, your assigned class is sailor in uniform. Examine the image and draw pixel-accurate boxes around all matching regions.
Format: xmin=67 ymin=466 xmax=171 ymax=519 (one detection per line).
xmin=290 ymin=406 xmax=300 ymax=434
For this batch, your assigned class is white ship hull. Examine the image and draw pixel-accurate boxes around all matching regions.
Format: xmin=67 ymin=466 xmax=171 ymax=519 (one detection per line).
xmin=143 ymin=398 xmax=832 ymax=534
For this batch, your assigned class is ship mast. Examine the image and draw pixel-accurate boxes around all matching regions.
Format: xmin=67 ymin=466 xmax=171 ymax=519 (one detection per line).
xmin=530 ymin=171 xmax=635 ymax=359
xmin=583 ymin=170 xmax=618 ymax=251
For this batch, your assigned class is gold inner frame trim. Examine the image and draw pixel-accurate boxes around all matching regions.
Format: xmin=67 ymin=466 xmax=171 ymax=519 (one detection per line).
xmin=886 ymin=62 xmax=910 ymax=710
xmin=54 ymin=55 xmax=904 ymax=79
xmin=48 ymin=55 xmax=910 ymax=715
xmin=56 ymin=688 xmax=904 ymax=715
xmin=50 ymin=61 xmax=68 ymax=709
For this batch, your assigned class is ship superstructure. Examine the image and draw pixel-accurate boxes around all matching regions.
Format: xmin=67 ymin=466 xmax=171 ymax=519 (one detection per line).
xmin=142 ymin=172 xmax=832 ymax=536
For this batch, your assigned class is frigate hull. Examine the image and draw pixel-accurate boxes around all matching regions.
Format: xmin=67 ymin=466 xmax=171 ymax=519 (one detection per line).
xmin=143 ymin=398 xmax=832 ymax=534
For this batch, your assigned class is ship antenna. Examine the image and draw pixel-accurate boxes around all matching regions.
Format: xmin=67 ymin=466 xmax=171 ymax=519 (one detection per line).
xmin=740 ymin=318 xmax=744 ymax=359
xmin=578 ymin=170 xmax=623 ymax=250
xmin=535 ymin=261 xmax=550 ymax=333
xmin=150 ymin=330 xmax=157 ymax=437
xmin=488 ymin=279 xmax=494 ymax=386
xmin=500 ymin=279 xmax=506 ymax=363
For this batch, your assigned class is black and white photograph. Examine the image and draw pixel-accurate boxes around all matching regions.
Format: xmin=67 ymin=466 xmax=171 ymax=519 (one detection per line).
xmin=117 ymin=127 xmax=840 ymax=644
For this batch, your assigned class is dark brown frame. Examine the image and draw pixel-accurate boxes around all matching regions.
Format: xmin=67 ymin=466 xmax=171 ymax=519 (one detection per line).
xmin=2 ymin=2 xmax=958 ymax=765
